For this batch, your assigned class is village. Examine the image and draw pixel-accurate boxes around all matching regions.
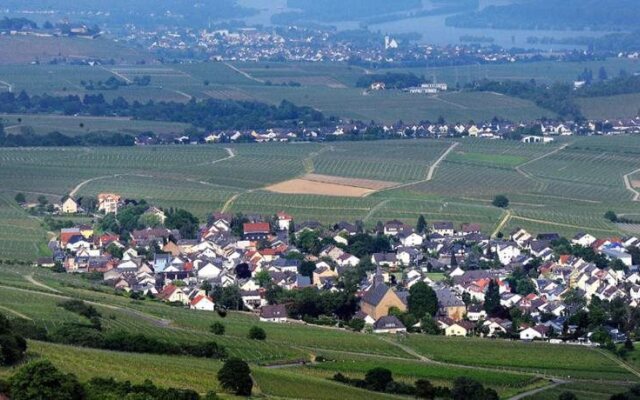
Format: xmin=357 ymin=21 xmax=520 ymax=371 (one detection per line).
xmin=33 ymin=192 xmax=640 ymax=346
xmin=143 ymin=117 xmax=640 ymax=145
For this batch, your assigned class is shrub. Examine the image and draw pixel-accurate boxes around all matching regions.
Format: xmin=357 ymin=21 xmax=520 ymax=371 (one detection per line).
xmin=50 ymin=323 xmax=105 ymax=347
xmin=248 ymin=326 xmax=266 ymax=340
xmin=415 ymin=379 xmax=436 ymax=399
xmin=492 ymin=195 xmax=509 ymax=208
xmin=217 ymin=358 xmax=252 ymax=396
xmin=558 ymin=392 xmax=577 ymax=400
xmin=210 ymin=322 xmax=225 ymax=335
xmin=365 ymin=367 xmax=393 ymax=392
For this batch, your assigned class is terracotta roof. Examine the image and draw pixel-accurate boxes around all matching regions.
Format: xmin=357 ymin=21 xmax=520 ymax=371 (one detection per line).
xmin=244 ymin=222 xmax=270 ymax=234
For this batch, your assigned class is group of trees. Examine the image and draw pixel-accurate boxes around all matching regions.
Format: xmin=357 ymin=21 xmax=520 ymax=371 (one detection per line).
xmin=468 ymin=79 xmax=583 ymax=120
xmin=356 ymin=72 xmax=424 ymax=89
xmin=1 ymin=360 xmax=219 ymax=400
xmin=48 ymin=323 xmax=228 ymax=359
xmin=0 ymin=127 xmax=135 ymax=147
xmin=81 ymin=75 xmax=151 ymax=91
xmin=333 ymin=367 xmax=497 ymax=400
xmin=0 ymin=91 xmax=334 ymax=134
xmin=0 ymin=313 xmax=27 ymax=367
xmin=268 ymin=286 xmax=359 ymax=321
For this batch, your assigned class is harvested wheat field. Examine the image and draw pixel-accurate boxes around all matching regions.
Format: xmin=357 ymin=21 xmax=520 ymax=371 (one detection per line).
xmin=265 ymin=174 xmax=398 ymax=197
xmin=303 ymin=174 xmax=397 ymax=190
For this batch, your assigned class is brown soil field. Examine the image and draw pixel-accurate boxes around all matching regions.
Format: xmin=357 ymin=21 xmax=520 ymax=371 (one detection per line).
xmin=632 ymin=180 xmax=640 ymax=188
xmin=265 ymin=179 xmax=374 ymax=197
xmin=304 ymin=174 xmax=397 ymax=190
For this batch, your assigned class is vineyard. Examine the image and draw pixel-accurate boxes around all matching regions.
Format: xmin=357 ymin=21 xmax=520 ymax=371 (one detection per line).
xmin=0 ymin=136 xmax=639 ymax=261
xmin=0 ymin=265 xmax=634 ymax=399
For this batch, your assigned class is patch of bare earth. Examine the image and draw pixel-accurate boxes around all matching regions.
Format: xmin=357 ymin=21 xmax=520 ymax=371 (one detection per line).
xmin=265 ymin=174 xmax=398 ymax=197
xmin=632 ymin=180 xmax=640 ymax=188
xmin=304 ymin=174 xmax=397 ymax=190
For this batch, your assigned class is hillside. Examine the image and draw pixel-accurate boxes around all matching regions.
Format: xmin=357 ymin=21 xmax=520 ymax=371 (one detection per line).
xmin=0 ymin=263 xmax=636 ymax=399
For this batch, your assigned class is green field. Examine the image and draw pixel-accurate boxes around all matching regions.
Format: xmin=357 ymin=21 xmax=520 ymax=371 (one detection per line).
xmin=1 ymin=135 xmax=639 ymax=260
xmin=577 ymin=92 xmax=640 ymax=119
xmin=0 ymin=265 xmax=634 ymax=399
xmin=523 ymin=381 xmax=634 ymax=400
xmin=1 ymin=114 xmax=189 ymax=136
xmin=1 ymin=59 xmax=638 ymax=127
xmin=403 ymin=335 xmax=633 ymax=380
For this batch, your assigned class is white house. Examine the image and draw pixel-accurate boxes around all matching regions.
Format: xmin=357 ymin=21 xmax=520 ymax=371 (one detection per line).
xmin=62 ymin=197 xmax=78 ymax=214
xmin=260 ymin=304 xmax=288 ymax=323
xmin=276 ymin=211 xmax=293 ymax=231
xmin=445 ymin=322 xmax=474 ymax=337
xmin=572 ymin=233 xmax=597 ymax=247
xmin=496 ymin=243 xmax=521 ymax=265
xmin=520 ymin=325 xmax=548 ymax=341
xmin=190 ymin=295 xmax=215 ymax=311
xmin=400 ymin=232 xmax=423 ymax=247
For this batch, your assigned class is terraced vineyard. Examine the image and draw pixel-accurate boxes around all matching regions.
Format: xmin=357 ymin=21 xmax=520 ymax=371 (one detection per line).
xmin=0 ymin=193 xmax=49 ymax=260
xmin=0 ymin=266 xmax=635 ymax=399
xmin=404 ymin=335 xmax=633 ymax=381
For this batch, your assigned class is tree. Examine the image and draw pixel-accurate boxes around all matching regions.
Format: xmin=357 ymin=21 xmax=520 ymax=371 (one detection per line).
xmin=37 ymin=195 xmax=48 ymax=206
xmin=9 ymin=360 xmax=85 ymax=400
xmin=452 ymin=377 xmax=495 ymax=400
xmin=492 ymin=195 xmax=509 ymax=208
xmin=484 ymin=280 xmax=501 ymax=316
xmin=420 ymin=316 xmax=441 ymax=335
xmin=364 ymin=367 xmax=393 ymax=392
xmin=598 ymin=66 xmax=608 ymax=81
xmin=604 ymin=210 xmax=618 ymax=222
xmin=14 ymin=193 xmax=25 ymax=204
xmin=200 ymin=281 xmax=212 ymax=295
xmin=298 ymin=260 xmax=316 ymax=278
xmin=165 ymin=208 xmax=199 ymax=239
xmin=210 ymin=322 xmax=225 ymax=335
xmin=235 ymin=263 xmax=251 ymax=279
xmin=248 ymin=326 xmax=266 ymax=340
xmin=0 ymin=313 xmax=27 ymax=366
xmin=416 ymin=215 xmax=427 ymax=234
xmin=139 ymin=213 xmax=163 ymax=228
xmin=415 ymin=379 xmax=435 ymax=399
xmin=408 ymin=282 xmax=438 ymax=318
xmin=217 ymin=358 xmax=253 ymax=396
xmin=255 ymin=270 xmax=271 ymax=288
xmin=348 ymin=318 xmax=365 ymax=332
xmin=558 ymin=392 xmax=577 ymax=400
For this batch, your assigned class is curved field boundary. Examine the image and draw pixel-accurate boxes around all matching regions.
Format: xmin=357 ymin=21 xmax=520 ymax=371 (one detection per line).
xmin=367 ymin=141 xmax=460 ymax=196
xmin=69 ymin=173 xmax=152 ymax=198
xmin=623 ymin=167 xmax=640 ymax=201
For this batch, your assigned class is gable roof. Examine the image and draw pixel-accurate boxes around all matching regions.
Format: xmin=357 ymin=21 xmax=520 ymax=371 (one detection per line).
xmin=362 ymin=283 xmax=393 ymax=307
xmin=260 ymin=304 xmax=287 ymax=319
xmin=244 ymin=222 xmax=270 ymax=234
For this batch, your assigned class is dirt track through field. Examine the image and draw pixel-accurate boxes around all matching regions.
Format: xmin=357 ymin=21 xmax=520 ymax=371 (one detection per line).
xmin=623 ymin=168 xmax=640 ymax=201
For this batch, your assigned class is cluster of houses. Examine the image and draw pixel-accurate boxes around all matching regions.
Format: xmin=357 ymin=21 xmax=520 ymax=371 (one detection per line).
xmin=39 ymin=200 xmax=640 ymax=342
xmin=121 ymin=23 xmax=578 ymax=66
xmin=138 ymin=117 xmax=640 ymax=145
